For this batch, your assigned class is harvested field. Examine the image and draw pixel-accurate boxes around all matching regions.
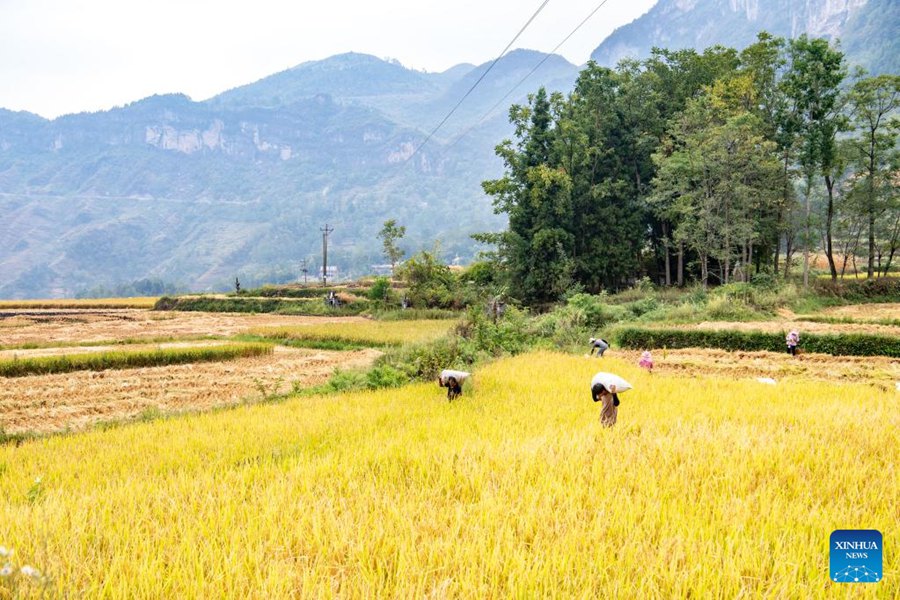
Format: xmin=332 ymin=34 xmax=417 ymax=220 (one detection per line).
xmin=608 ymin=348 xmax=898 ymax=389
xmin=0 ymin=346 xmax=380 ymax=435
xmin=0 ymin=309 xmax=367 ymax=347
xmin=669 ymin=319 xmax=900 ymax=337
xmin=819 ymin=302 xmax=900 ymax=320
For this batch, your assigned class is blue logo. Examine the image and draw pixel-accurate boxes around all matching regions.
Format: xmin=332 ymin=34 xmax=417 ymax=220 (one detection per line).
xmin=830 ymin=530 xmax=882 ymax=583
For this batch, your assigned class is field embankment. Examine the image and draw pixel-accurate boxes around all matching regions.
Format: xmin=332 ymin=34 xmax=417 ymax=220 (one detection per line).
xmin=0 ymin=351 xmax=896 ymax=597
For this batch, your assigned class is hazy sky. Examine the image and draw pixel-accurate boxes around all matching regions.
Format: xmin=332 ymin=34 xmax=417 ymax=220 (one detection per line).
xmin=1 ymin=0 xmax=657 ymax=119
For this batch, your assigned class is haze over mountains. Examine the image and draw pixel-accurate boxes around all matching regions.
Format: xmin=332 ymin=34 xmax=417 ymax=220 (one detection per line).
xmin=0 ymin=0 xmax=896 ymax=298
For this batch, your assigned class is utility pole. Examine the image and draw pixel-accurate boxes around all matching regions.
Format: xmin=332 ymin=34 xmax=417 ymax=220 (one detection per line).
xmin=320 ymin=224 xmax=334 ymax=287
xmin=300 ymin=258 xmax=309 ymax=285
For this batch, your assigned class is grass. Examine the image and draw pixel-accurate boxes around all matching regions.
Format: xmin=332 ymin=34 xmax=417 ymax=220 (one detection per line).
xmin=0 ymin=351 xmax=895 ymax=597
xmin=248 ymin=320 xmax=456 ymax=348
xmin=0 ymin=297 xmax=158 ymax=309
xmin=0 ymin=343 xmax=273 ymax=377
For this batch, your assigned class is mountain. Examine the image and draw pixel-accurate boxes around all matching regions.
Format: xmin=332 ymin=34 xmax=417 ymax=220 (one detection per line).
xmin=0 ymin=51 xmax=578 ymax=298
xmin=591 ymin=0 xmax=899 ymax=75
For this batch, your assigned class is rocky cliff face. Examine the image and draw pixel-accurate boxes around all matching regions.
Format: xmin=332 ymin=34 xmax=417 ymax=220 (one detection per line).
xmin=592 ymin=0 xmax=895 ymax=74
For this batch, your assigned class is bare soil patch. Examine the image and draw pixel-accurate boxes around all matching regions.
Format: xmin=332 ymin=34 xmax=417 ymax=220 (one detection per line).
xmin=0 ymin=346 xmax=380 ymax=434
xmin=0 ymin=310 xmax=367 ymax=346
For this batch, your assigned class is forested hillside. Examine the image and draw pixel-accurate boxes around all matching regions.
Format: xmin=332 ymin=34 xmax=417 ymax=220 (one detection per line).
xmin=483 ymin=34 xmax=898 ymax=304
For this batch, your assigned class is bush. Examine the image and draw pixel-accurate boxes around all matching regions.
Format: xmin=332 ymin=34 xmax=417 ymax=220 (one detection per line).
xmin=814 ymin=277 xmax=900 ymax=301
xmin=565 ymin=293 xmax=628 ymax=329
xmin=367 ymin=277 xmax=394 ymax=303
xmin=616 ymin=327 xmax=900 ymax=357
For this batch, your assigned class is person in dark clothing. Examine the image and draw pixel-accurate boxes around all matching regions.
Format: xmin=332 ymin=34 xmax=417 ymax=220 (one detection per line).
xmin=438 ymin=369 xmax=470 ymax=401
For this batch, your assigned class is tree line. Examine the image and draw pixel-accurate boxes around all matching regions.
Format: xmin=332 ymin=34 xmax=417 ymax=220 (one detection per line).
xmin=480 ymin=33 xmax=899 ymax=305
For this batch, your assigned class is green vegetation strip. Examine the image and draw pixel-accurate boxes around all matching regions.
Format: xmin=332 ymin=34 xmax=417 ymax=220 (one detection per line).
xmin=154 ymin=296 xmax=365 ymax=315
xmin=617 ymin=327 xmax=900 ymax=358
xmin=0 ymin=343 xmax=273 ymax=378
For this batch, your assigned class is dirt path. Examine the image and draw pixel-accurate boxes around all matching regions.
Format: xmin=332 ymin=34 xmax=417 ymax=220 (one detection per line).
xmin=0 ymin=310 xmax=367 ymax=346
xmin=0 ymin=346 xmax=381 ymax=435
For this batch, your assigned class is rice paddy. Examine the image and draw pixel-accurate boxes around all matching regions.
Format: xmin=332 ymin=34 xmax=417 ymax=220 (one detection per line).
xmin=249 ymin=319 xmax=456 ymax=347
xmin=1 ymin=351 xmax=896 ymax=598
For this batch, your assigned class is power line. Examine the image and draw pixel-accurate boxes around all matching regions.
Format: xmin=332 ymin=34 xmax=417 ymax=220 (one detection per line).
xmin=403 ymin=0 xmax=552 ymax=166
xmin=442 ymin=0 xmax=613 ymax=155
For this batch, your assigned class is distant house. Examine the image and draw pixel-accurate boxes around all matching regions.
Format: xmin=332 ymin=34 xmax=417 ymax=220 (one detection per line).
xmin=370 ymin=264 xmax=393 ymax=276
xmin=318 ymin=266 xmax=339 ymax=280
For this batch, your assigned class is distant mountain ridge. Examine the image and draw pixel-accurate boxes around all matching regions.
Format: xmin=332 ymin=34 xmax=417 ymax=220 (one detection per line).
xmin=592 ymin=0 xmax=898 ymax=75
xmin=0 ymin=50 xmax=579 ymax=298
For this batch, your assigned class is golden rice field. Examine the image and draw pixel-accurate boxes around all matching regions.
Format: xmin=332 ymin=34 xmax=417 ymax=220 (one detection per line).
xmin=250 ymin=319 xmax=456 ymax=346
xmin=1 ymin=351 xmax=896 ymax=598
xmin=0 ymin=297 xmax=159 ymax=309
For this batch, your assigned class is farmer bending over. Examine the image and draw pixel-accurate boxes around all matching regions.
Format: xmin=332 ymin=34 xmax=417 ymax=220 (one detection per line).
xmin=588 ymin=337 xmax=609 ymax=358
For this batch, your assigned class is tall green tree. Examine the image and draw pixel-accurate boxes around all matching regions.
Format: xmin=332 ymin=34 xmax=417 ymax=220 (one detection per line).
xmin=846 ymin=74 xmax=900 ymax=278
xmin=483 ymin=88 xmax=576 ymax=304
xmin=652 ymin=92 xmax=781 ymax=287
xmin=378 ymin=219 xmax=406 ymax=277
xmin=782 ymin=35 xmax=847 ymax=283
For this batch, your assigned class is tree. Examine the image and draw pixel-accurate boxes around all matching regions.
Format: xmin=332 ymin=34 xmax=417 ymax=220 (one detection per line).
xmin=782 ymin=35 xmax=847 ymax=284
xmin=483 ymin=87 xmax=577 ymax=305
xmin=378 ymin=219 xmax=406 ymax=277
xmin=652 ymin=93 xmax=781 ymax=288
xmin=846 ymin=74 xmax=900 ymax=278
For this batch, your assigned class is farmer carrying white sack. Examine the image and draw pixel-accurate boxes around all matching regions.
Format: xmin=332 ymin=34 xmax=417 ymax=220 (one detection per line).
xmin=439 ymin=369 xmax=470 ymax=401
xmin=591 ymin=372 xmax=633 ymax=427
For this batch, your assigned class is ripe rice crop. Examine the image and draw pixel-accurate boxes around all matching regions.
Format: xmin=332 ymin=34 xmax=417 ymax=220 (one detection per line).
xmin=0 ymin=297 xmax=158 ymax=309
xmin=249 ymin=319 xmax=456 ymax=347
xmin=1 ymin=351 xmax=896 ymax=597
xmin=0 ymin=343 xmax=273 ymax=377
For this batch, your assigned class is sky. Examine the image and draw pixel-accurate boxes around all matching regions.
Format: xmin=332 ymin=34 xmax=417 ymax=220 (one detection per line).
xmin=0 ymin=0 xmax=657 ymax=119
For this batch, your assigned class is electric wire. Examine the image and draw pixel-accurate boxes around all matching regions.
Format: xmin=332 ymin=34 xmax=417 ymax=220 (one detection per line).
xmin=441 ymin=0 xmax=613 ymax=154
xmin=403 ymin=0 xmax=552 ymax=165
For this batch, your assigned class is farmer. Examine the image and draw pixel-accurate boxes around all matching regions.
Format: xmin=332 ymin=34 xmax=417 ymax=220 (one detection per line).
xmin=786 ymin=330 xmax=800 ymax=356
xmin=588 ymin=337 xmax=609 ymax=358
xmin=591 ymin=374 xmax=620 ymax=427
xmin=438 ymin=369 xmax=470 ymax=401
xmin=638 ymin=350 xmax=654 ymax=374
